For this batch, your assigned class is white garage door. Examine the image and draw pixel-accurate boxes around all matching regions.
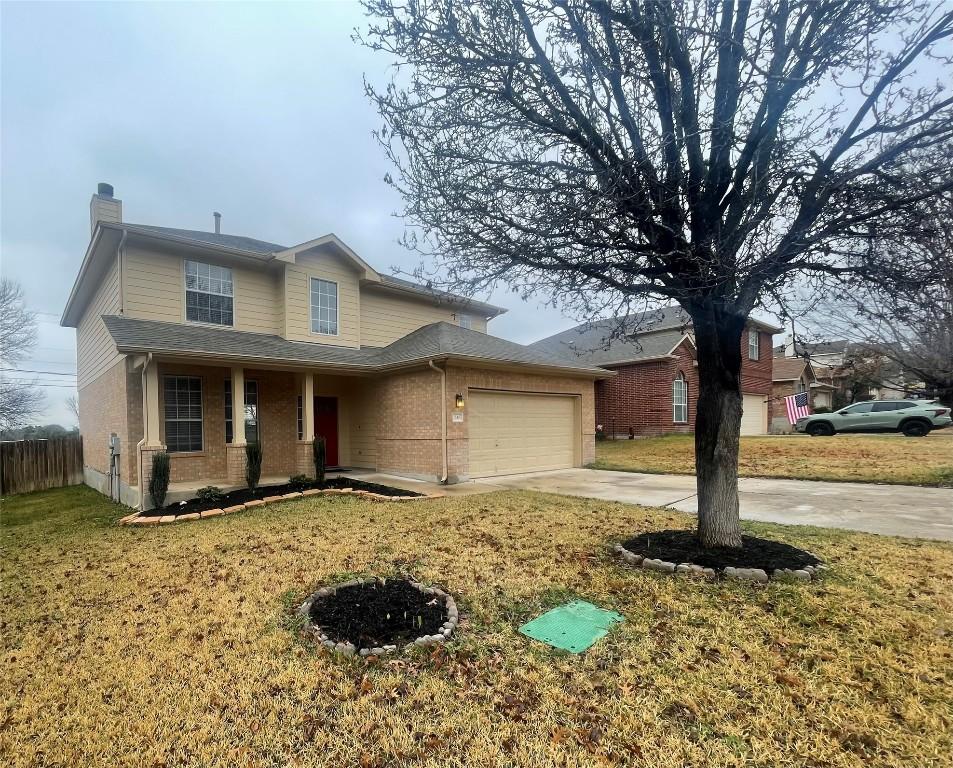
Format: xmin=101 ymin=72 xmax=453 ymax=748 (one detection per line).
xmin=741 ymin=394 xmax=767 ymax=435
xmin=468 ymin=391 xmax=577 ymax=478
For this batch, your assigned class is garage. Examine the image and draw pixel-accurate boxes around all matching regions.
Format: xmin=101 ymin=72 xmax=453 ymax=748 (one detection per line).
xmin=741 ymin=393 xmax=768 ymax=435
xmin=468 ymin=390 xmax=578 ymax=477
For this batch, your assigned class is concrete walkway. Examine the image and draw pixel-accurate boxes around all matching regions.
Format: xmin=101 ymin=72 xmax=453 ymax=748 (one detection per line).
xmin=484 ymin=468 xmax=953 ymax=541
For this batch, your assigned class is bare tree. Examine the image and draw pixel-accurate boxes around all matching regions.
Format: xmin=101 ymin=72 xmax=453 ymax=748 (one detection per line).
xmin=804 ymin=193 xmax=953 ymax=405
xmin=0 ymin=278 xmax=44 ymax=432
xmin=362 ymin=0 xmax=953 ymax=547
xmin=66 ymin=393 xmax=80 ymax=423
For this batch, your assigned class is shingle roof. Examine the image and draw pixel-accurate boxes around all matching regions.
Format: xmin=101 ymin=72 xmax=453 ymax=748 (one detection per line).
xmin=773 ymin=357 xmax=808 ymax=381
xmin=801 ymin=340 xmax=850 ymax=355
xmin=126 ymin=224 xmax=285 ymax=256
xmin=530 ymin=305 xmax=781 ymax=367
xmin=101 ymin=316 xmax=608 ymax=376
xmin=529 ymin=307 xmax=692 ymax=366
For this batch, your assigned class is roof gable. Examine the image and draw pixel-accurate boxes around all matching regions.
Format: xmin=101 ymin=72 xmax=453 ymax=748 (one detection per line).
xmin=273 ymin=234 xmax=381 ymax=281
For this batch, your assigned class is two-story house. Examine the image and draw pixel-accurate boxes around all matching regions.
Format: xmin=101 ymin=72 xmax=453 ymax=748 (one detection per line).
xmin=62 ymin=184 xmax=608 ymax=508
xmin=531 ymin=306 xmax=779 ymax=437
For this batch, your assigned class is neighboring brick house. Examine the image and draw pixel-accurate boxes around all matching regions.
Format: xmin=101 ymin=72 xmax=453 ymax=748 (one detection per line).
xmin=530 ymin=307 xmax=779 ymax=437
xmin=62 ymin=184 xmax=608 ymax=508
xmin=770 ymin=357 xmax=836 ymax=433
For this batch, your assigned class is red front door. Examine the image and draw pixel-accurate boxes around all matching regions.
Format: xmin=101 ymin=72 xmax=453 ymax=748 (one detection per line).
xmin=314 ymin=396 xmax=339 ymax=467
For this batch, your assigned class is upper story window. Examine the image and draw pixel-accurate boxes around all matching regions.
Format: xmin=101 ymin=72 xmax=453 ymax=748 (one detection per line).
xmin=310 ymin=278 xmax=338 ymax=335
xmin=748 ymin=328 xmax=760 ymax=360
xmin=185 ymin=260 xmax=233 ymax=326
xmin=673 ymin=372 xmax=688 ymax=423
xmin=164 ymin=376 xmax=203 ymax=452
xmin=458 ymin=314 xmax=473 ymax=330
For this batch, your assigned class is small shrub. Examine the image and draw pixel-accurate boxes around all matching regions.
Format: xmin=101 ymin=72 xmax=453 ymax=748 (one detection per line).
xmin=313 ymin=437 xmax=326 ymax=485
xmin=288 ymin=474 xmax=311 ymax=492
xmin=245 ymin=442 xmax=263 ymax=489
xmin=814 ymin=406 xmax=831 ymax=414
xmin=149 ymin=452 xmax=171 ymax=509
xmin=196 ymin=486 xmax=224 ymax=503
xmin=595 ymin=424 xmax=607 ymax=441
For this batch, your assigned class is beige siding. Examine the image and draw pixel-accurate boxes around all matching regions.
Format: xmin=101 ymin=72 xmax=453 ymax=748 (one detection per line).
xmin=283 ymin=249 xmax=361 ymax=346
xmin=360 ymin=288 xmax=488 ymax=347
xmin=123 ymin=245 xmax=182 ymax=323
xmin=123 ymin=245 xmax=281 ymax=334
xmin=76 ymin=256 xmax=121 ymax=388
xmin=234 ymin=266 xmax=281 ymax=334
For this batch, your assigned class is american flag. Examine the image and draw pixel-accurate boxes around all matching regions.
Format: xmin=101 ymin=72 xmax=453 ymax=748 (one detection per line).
xmin=785 ymin=391 xmax=811 ymax=424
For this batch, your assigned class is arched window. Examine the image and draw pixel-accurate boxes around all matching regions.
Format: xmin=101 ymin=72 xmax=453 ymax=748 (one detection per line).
xmin=673 ymin=372 xmax=688 ymax=423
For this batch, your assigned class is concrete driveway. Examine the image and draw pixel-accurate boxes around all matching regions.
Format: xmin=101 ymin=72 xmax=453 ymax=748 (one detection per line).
xmin=485 ymin=469 xmax=953 ymax=541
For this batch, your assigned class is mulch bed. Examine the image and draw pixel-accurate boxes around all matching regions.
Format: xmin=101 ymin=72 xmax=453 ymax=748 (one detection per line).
xmin=310 ymin=579 xmax=448 ymax=648
xmin=145 ymin=477 xmax=422 ymax=517
xmin=622 ymin=529 xmax=821 ymax=572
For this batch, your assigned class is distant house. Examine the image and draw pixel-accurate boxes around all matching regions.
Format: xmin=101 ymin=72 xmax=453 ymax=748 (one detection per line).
xmin=531 ymin=306 xmax=780 ymax=437
xmin=770 ymin=357 xmax=836 ymax=432
xmin=61 ymin=184 xmax=609 ymax=508
xmin=774 ymin=337 xmax=911 ymax=404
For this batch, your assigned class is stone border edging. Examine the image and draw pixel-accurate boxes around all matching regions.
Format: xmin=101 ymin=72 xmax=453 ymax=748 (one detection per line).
xmin=612 ymin=542 xmax=827 ymax=583
xmin=118 ymin=487 xmax=443 ymax=526
xmin=297 ymin=578 xmax=459 ymax=657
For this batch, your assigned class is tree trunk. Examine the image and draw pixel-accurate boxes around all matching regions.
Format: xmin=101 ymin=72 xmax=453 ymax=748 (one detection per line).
xmin=688 ymin=306 xmax=747 ymax=549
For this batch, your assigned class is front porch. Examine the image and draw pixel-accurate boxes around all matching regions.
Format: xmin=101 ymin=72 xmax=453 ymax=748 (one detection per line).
xmin=134 ymin=357 xmax=379 ymax=508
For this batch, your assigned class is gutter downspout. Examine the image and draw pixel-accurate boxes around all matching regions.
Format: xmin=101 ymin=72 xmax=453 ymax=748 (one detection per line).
xmin=136 ymin=352 xmax=153 ymax=512
xmin=428 ymin=360 xmax=449 ymax=484
xmin=117 ymin=229 xmax=127 ymax=315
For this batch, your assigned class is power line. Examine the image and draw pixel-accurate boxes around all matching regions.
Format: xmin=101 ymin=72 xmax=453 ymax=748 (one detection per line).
xmin=1 ymin=381 xmax=77 ymax=389
xmin=1 ymin=368 xmax=76 ymax=377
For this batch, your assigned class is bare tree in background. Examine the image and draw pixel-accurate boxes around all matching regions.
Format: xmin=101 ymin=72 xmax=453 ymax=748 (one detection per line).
xmin=0 ymin=277 xmax=44 ymax=432
xmin=66 ymin=393 xmax=80 ymax=423
xmin=805 ymin=193 xmax=953 ymax=405
xmin=363 ymin=0 xmax=953 ymax=547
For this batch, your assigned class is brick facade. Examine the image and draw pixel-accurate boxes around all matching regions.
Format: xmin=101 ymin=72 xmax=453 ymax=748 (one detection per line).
xmin=596 ymin=330 xmax=773 ymax=437
xmin=78 ymin=357 xmax=142 ymax=488
xmin=82 ymin=354 xmax=599 ymax=505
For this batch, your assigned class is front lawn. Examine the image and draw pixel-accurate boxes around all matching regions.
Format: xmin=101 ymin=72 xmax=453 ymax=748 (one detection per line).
xmin=592 ymin=432 xmax=953 ymax=486
xmin=2 ymin=486 xmax=952 ymax=767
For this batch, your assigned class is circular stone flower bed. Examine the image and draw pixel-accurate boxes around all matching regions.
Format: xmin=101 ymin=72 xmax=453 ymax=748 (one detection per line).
xmin=299 ymin=578 xmax=459 ymax=656
xmin=615 ymin=530 xmax=825 ymax=582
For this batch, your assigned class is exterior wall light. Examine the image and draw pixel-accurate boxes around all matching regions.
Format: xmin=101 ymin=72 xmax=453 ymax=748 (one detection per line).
xmin=455 ymin=393 xmax=465 ymax=409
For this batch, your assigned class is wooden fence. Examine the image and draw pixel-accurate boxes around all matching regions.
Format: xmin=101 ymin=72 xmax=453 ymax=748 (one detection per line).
xmin=0 ymin=435 xmax=84 ymax=495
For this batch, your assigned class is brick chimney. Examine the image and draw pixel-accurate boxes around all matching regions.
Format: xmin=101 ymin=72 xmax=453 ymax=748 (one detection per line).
xmin=90 ymin=182 xmax=122 ymax=235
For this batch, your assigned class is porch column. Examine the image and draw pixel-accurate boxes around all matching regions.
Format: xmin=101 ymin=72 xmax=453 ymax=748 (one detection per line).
xmin=138 ymin=356 xmax=165 ymax=511
xmin=297 ymin=373 xmax=315 ymax=476
xmin=230 ymin=367 xmax=246 ymax=445
xmin=226 ymin=366 xmax=246 ymax=483
xmin=302 ymin=373 xmax=315 ymax=442
xmin=143 ymin=357 xmax=162 ymax=447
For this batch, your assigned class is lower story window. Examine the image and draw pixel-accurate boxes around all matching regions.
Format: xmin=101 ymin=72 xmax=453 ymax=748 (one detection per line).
xmin=673 ymin=372 xmax=688 ymax=423
xmin=225 ymin=379 xmax=259 ymax=444
xmin=164 ymin=376 xmax=203 ymax=452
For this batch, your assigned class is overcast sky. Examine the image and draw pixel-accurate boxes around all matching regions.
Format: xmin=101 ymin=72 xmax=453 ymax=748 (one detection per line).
xmin=1 ymin=1 xmax=577 ymax=426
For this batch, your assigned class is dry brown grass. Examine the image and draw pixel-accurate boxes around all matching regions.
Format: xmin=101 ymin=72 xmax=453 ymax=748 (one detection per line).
xmin=592 ymin=432 xmax=953 ymax=486
xmin=2 ymin=485 xmax=952 ymax=767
